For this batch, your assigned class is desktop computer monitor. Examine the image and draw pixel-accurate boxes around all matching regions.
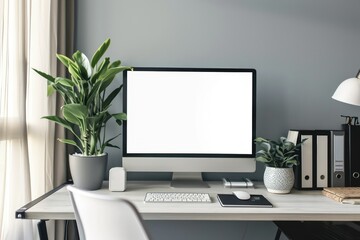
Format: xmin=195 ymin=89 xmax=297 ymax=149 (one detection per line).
xmin=122 ymin=67 xmax=256 ymax=187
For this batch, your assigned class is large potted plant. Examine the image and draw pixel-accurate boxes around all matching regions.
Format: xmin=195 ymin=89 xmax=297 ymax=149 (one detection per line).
xmin=254 ymin=137 xmax=305 ymax=193
xmin=34 ymin=38 xmax=131 ymax=190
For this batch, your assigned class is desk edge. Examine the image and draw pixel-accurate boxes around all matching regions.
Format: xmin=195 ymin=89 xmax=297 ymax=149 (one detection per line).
xmin=15 ymin=182 xmax=71 ymax=219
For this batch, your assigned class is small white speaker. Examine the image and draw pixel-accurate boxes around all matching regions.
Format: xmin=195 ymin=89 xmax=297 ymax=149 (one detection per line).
xmin=109 ymin=167 xmax=126 ymax=192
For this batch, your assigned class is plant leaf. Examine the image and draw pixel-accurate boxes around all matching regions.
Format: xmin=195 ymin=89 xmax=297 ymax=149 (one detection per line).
xmin=57 ymin=138 xmax=83 ymax=152
xmin=275 ymin=145 xmax=284 ymax=157
xmin=62 ymin=104 xmax=88 ymax=126
xmin=109 ymin=60 xmax=121 ymax=68
xmin=62 ymin=109 xmax=81 ymax=125
xmin=55 ymin=77 xmax=75 ymax=88
xmin=42 ymin=115 xmax=76 ymax=135
xmin=285 ymin=159 xmax=298 ymax=167
xmin=91 ymin=38 xmax=111 ymax=68
xmin=68 ymin=62 xmax=82 ymax=79
xmin=255 ymin=156 xmax=270 ymax=163
xmin=261 ymin=142 xmax=271 ymax=152
xmin=80 ymin=53 xmax=92 ymax=77
xmin=113 ymin=112 xmax=127 ymax=121
xmin=105 ymin=143 xmax=120 ymax=149
xmin=103 ymin=86 xmax=122 ymax=109
xmin=56 ymin=54 xmax=74 ymax=68
xmin=63 ymin=104 xmax=88 ymax=120
xmin=86 ymin=81 xmax=102 ymax=106
xmin=92 ymin=58 xmax=110 ymax=84
xmin=254 ymin=137 xmax=269 ymax=143
xmin=72 ymin=51 xmax=92 ymax=79
xmin=98 ymin=66 xmax=132 ymax=93
xmin=33 ymin=68 xmax=55 ymax=83
xmin=47 ymin=84 xmax=56 ymax=96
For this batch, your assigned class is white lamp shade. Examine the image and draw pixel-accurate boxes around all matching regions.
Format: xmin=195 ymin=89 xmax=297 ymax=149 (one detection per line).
xmin=332 ymin=77 xmax=360 ymax=106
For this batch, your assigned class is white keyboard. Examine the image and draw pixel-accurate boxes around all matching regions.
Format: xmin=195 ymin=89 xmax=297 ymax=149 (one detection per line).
xmin=144 ymin=192 xmax=211 ymax=203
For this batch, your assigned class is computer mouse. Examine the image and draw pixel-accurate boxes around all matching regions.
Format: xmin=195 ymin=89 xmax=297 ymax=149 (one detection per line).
xmin=233 ymin=191 xmax=251 ymax=200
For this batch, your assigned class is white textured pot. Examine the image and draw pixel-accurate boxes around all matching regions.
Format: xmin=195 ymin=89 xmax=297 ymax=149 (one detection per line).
xmin=69 ymin=153 xmax=108 ymax=190
xmin=263 ymin=166 xmax=294 ymax=194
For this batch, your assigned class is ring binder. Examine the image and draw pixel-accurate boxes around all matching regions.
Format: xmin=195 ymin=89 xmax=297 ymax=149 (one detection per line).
xmin=315 ymin=131 xmax=331 ymax=188
xmin=330 ymin=131 xmax=345 ymax=187
xmin=287 ymin=130 xmax=314 ymax=189
xmin=343 ymin=124 xmax=360 ymax=187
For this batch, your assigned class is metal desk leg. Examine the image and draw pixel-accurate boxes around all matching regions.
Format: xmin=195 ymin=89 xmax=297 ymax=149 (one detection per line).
xmin=274 ymin=228 xmax=282 ymax=240
xmin=37 ymin=220 xmax=48 ymax=240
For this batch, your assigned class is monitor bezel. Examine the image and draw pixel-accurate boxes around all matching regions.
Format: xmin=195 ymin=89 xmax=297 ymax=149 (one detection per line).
xmin=122 ymin=67 xmax=256 ymax=158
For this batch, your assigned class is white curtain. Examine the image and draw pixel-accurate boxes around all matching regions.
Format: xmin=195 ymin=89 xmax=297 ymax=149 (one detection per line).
xmin=0 ymin=0 xmax=34 ymax=238
xmin=0 ymin=0 xmax=72 ymax=239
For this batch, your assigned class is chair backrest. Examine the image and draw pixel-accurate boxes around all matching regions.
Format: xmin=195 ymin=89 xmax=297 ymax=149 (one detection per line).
xmin=67 ymin=185 xmax=151 ymax=240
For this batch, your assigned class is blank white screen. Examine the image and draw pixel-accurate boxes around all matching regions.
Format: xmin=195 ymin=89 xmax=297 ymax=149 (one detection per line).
xmin=126 ymin=70 xmax=254 ymax=155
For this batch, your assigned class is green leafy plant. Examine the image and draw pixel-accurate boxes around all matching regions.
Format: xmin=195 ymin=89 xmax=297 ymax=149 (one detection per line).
xmin=34 ymin=38 xmax=132 ymax=156
xmin=254 ymin=137 xmax=305 ymax=168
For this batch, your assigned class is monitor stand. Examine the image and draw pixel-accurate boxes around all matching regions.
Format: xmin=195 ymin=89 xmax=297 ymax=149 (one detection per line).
xmin=170 ymin=172 xmax=209 ymax=188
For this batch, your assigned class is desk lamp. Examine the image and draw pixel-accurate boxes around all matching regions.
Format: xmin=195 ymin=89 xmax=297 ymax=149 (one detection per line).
xmin=332 ymin=70 xmax=360 ymax=106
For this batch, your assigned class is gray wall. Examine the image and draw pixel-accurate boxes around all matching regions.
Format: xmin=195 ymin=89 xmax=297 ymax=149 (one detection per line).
xmin=76 ymin=0 xmax=360 ymax=239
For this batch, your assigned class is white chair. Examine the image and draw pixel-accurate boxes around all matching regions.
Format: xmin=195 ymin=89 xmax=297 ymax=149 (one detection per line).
xmin=67 ymin=185 xmax=151 ymax=240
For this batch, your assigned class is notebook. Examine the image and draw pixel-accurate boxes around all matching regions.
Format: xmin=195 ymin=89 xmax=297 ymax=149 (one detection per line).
xmin=322 ymin=187 xmax=360 ymax=204
xmin=217 ymin=194 xmax=273 ymax=207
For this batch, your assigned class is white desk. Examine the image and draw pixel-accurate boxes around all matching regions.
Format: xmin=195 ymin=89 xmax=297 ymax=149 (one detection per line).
xmin=16 ymin=181 xmax=360 ymax=240
xmin=17 ymin=181 xmax=360 ymax=222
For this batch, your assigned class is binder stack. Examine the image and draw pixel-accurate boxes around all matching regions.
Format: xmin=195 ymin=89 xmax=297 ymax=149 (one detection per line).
xmin=287 ymin=130 xmax=345 ymax=190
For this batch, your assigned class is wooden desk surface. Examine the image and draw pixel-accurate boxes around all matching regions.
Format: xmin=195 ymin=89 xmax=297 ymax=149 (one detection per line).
xmin=19 ymin=181 xmax=360 ymax=221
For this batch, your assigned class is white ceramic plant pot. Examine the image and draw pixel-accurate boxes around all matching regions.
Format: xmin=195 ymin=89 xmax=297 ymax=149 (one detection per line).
xmin=69 ymin=153 xmax=108 ymax=190
xmin=263 ymin=166 xmax=294 ymax=194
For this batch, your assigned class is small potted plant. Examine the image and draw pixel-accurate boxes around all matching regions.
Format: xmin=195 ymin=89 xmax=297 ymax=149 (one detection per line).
xmin=254 ymin=137 xmax=305 ymax=193
xmin=34 ymin=38 xmax=131 ymax=190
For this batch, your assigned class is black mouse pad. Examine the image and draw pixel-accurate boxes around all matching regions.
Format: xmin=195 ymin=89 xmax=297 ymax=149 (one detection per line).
xmin=217 ymin=194 xmax=273 ymax=207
